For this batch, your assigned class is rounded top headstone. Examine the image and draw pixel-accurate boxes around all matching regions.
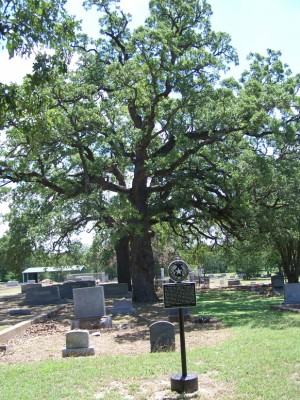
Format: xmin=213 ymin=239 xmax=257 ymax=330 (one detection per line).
xmin=168 ymin=258 xmax=189 ymax=282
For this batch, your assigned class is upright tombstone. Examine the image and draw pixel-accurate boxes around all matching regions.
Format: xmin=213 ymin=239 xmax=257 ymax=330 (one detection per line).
xmin=149 ymin=321 xmax=175 ymax=352
xmin=73 ymin=286 xmax=105 ymax=319
xmin=99 ymin=283 xmax=131 ymax=298
xmin=284 ymin=283 xmax=300 ymax=305
xmin=72 ymin=286 xmax=111 ymax=329
xmin=59 ymin=280 xmax=95 ymax=300
xmin=25 ymin=285 xmax=62 ymax=305
xmin=21 ymin=283 xmax=42 ymax=294
xmin=271 ymin=273 xmax=284 ymax=292
xmin=62 ymin=330 xmax=95 ymax=357
xmin=164 ymin=258 xmax=198 ymax=394
xmin=111 ymin=299 xmax=136 ymax=315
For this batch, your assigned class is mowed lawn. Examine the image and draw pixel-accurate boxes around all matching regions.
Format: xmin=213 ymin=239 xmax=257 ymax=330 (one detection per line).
xmin=1 ymin=289 xmax=300 ymax=400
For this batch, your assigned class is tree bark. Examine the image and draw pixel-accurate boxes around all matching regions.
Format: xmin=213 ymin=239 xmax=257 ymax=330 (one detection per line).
xmin=114 ymin=234 xmax=132 ymax=291
xmin=130 ymin=222 xmax=159 ymax=303
xmin=276 ymin=239 xmax=300 ymax=283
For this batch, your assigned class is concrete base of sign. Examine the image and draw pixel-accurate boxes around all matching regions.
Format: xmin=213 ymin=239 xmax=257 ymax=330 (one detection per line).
xmin=170 ymin=373 xmax=198 ymax=393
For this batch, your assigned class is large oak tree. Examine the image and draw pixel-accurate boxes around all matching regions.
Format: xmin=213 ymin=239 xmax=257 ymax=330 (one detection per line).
xmin=1 ymin=0 xmax=299 ymax=300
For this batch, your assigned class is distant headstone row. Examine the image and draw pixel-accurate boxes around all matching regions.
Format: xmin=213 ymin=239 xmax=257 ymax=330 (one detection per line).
xmin=24 ymin=280 xmax=96 ymax=305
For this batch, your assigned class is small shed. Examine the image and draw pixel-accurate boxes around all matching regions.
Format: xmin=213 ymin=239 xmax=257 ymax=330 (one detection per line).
xmin=22 ymin=265 xmax=87 ymax=283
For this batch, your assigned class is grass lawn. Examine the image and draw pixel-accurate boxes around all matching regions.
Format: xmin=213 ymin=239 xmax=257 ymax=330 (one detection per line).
xmin=1 ymin=290 xmax=299 ymax=399
xmin=0 ymin=286 xmax=21 ymax=296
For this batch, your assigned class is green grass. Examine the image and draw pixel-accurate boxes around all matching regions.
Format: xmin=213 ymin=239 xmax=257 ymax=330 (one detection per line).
xmin=1 ymin=290 xmax=300 ymax=399
xmin=0 ymin=286 xmax=21 ymax=296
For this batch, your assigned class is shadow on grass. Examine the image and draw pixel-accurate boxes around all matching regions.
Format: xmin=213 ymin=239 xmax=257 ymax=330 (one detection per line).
xmin=195 ymin=290 xmax=300 ymax=329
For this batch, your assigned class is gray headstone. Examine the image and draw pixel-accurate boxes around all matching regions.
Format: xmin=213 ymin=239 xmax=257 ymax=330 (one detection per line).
xmin=168 ymin=307 xmax=191 ymax=322
xmin=99 ymin=283 xmax=131 ymax=298
xmin=73 ymin=286 xmax=105 ymax=318
xmin=25 ymin=285 xmax=62 ymax=305
xmin=59 ymin=280 xmax=95 ymax=299
xmin=9 ymin=309 xmax=32 ymax=316
xmin=66 ymin=330 xmax=89 ymax=349
xmin=284 ymin=283 xmax=300 ymax=305
xmin=6 ymin=281 xmax=19 ymax=287
xmin=271 ymin=274 xmax=284 ymax=290
xmin=62 ymin=330 xmax=95 ymax=358
xmin=149 ymin=321 xmax=175 ymax=352
xmin=111 ymin=299 xmax=136 ymax=315
xmin=21 ymin=283 xmax=42 ymax=293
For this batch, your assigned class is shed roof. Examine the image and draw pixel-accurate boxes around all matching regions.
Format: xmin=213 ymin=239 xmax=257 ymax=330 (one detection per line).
xmin=22 ymin=266 xmax=87 ymax=274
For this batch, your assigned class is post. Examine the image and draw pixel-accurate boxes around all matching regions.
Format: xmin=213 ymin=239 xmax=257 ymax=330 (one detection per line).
xmin=178 ymin=307 xmax=187 ymax=377
xmin=165 ymin=258 xmax=198 ymax=394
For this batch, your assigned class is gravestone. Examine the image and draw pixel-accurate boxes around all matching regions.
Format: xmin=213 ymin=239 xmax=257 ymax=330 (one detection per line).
xmin=111 ymin=299 xmax=136 ymax=315
xmin=62 ymin=330 xmax=95 ymax=357
xmin=169 ymin=307 xmax=191 ymax=322
xmin=58 ymin=280 xmax=95 ymax=300
xmin=149 ymin=321 xmax=175 ymax=352
xmin=73 ymin=286 xmax=105 ymax=319
xmin=271 ymin=273 xmax=284 ymax=292
xmin=99 ymin=283 xmax=131 ymax=298
xmin=228 ymin=279 xmax=240 ymax=286
xmin=72 ymin=286 xmax=112 ymax=329
xmin=201 ymin=277 xmax=210 ymax=289
xmin=21 ymin=283 xmax=42 ymax=294
xmin=25 ymin=285 xmax=62 ymax=305
xmin=188 ymin=272 xmax=195 ymax=282
xmin=284 ymin=283 xmax=300 ymax=305
xmin=6 ymin=281 xmax=19 ymax=287
xmin=9 ymin=309 xmax=32 ymax=316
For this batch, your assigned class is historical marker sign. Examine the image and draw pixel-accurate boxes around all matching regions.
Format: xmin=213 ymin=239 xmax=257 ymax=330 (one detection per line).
xmin=163 ymin=282 xmax=196 ymax=309
xmin=166 ymin=258 xmax=198 ymax=393
xmin=168 ymin=259 xmax=189 ymax=282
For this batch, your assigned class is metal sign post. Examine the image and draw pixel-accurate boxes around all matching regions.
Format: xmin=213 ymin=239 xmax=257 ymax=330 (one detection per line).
xmin=163 ymin=258 xmax=198 ymax=394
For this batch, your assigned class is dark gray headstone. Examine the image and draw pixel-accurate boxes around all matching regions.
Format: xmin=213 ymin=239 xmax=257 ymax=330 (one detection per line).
xmin=25 ymin=285 xmax=62 ymax=305
xmin=228 ymin=279 xmax=240 ymax=286
xmin=99 ymin=283 xmax=131 ymax=298
xmin=59 ymin=280 xmax=95 ymax=299
xmin=9 ymin=309 xmax=32 ymax=316
xmin=271 ymin=273 xmax=284 ymax=290
xmin=149 ymin=321 xmax=175 ymax=352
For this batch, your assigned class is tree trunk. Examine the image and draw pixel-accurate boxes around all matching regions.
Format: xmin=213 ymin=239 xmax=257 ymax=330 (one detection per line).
xmin=114 ymin=234 xmax=132 ymax=291
xmin=276 ymin=239 xmax=300 ymax=283
xmin=130 ymin=223 xmax=159 ymax=303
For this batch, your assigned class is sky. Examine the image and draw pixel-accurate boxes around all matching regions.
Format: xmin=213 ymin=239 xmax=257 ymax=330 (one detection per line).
xmin=1 ymin=0 xmax=300 ymax=239
xmin=1 ymin=0 xmax=300 ymax=83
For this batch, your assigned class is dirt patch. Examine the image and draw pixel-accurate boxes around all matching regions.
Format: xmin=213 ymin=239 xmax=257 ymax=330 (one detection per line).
xmin=0 ymin=293 xmax=237 ymax=399
xmin=0 ymin=294 xmax=233 ymax=365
